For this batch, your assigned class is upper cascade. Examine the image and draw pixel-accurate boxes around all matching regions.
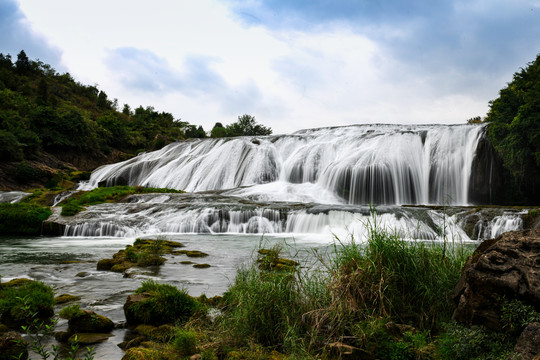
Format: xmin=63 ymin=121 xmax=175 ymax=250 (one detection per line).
xmin=82 ymin=124 xmax=488 ymax=206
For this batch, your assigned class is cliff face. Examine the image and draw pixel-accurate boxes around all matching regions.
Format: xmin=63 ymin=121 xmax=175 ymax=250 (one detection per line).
xmin=468 ymin=130 xmax=506 ymax=205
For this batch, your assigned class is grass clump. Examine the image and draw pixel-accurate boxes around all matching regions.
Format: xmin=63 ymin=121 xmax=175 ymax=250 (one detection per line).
xmin=0 ymin=203 xmax=51 ymax=235
xmin=172 ymin=328 xmax=198 ymax=356
xmin=128 ymin=280 xmax=201 ymax=326
xmin=60 ymin=185 xmax=184 ymax=216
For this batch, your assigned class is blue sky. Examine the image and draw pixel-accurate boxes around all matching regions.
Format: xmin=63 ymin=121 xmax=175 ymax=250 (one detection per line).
xmin=2 ymin=0 xmax=540 ymax=134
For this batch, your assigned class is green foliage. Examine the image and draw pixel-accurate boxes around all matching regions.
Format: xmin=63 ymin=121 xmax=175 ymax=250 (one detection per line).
xmin=486 ymin=53 xmax=540 ymax=202
xmin=172 ymin=329 xmax=198 ymax=356
xmin=60 ymin=185 xmax=183 ymax=216
xmin=131 ymin=280 xmax=200 ymax=326
xmin=500 ymin=297 xmax=540 ymax=335
xmin=0 ymin=50 xmax=215 ymax=167
xmin=226 ymin=114 xmax=272 ymax=136
xmin=0 ymin=281 xmax=54 ymax=326
xmin=436 ymin=322 xmax=514 ymax=360
xmin=0 ymin=203 xmax=51 ymax=235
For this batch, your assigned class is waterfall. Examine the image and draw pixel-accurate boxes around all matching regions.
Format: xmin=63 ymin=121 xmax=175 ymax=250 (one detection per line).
xmin=82 ymin=124 xmax=486 ymax=206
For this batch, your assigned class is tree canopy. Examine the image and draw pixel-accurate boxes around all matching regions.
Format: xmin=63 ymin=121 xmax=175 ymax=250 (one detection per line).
xmin=0 ymin=51 xmax=206 ymax=162
xmin=210 ymin=114 xmax=272 ymax=138
xmin=485 ymin=53 xmax=540 ymax=202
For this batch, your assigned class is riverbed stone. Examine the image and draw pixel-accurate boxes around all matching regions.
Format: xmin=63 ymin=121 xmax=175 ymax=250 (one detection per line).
xmin=0 ymin=331 xmax=27 ymax=360
xmin=453 ymin=229 xmax=540 ymax=330
xmin=513 ymin=322 xmax=540 ymax=360
xmin=54 ymin=293 xmax=81 ymax=304
xmin=68 ymin=310 xmax=114 ymax=334
xmin=68 ymin=332 xmax=113 ymax=345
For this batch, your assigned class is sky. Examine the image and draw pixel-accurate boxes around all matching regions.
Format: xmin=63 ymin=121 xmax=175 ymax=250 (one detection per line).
xmin=2 ymin=0 xmax=540 ymax=134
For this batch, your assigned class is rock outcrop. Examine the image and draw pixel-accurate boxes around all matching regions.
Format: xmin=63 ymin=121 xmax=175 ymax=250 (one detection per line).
xmin=513 ymin=322 xmax=540 ymax=360
xmin=453 ymin=229 xmax=540 ymax=330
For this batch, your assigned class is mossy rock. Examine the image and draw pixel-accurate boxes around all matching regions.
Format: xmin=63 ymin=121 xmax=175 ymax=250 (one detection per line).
xmin=111 ymin=262 xmax=132 ymax=273
xmin=122 ymin=347 xmax=164 ymax=360
xmin=0 ymin=324 xmax=8 ymax=334
xmin=68 ymin=310 xmax=114 ymax=334
xmin=118 ymin=336 xmax=146 ymax=350
xmin=1 ymin=278 xmax=33 ymax=288
xmin=186 ymin=251 xmax=209 ymax=258
xmin=54 ymin=294 xmax=81 ymax=304
xmin=149 ymin=324 xmax=177 ymax=342
xmin=55 ymin=331 xmax=71 ymax=342
xmin=193 ymin=263 xmax=211 ymax=269
xmin=96 ymin=258 xmax=115 ymax=271
xmin=124 ymin=282 xmax=200 ymax=326
xmin=134 ymin=239 xmax=184 ymax=249
xmin=68 ymin=333 xmax=113 ymax=345
xmin=180 ymin=260 xmax=194 ymax=265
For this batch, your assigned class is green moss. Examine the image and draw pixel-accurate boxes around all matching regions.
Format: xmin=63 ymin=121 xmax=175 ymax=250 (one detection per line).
xmin=172 ymin=329 xmax=198 ymax=356
xmin=59 ymin=185 xmax=184 ymax=216
xmin=0 ymin=203 xmax=51 ymax=235
xmin=54 ymin=294 xmax=81 ymax=304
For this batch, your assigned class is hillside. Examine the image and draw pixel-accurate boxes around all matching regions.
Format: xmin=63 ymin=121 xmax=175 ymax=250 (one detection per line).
xmin=0 ymin=51 xmax=206 ymax=190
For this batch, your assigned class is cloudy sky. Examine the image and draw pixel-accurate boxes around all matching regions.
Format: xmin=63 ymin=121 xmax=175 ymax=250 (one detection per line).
xmin=2 ymin=0 xmax=540 ymax=134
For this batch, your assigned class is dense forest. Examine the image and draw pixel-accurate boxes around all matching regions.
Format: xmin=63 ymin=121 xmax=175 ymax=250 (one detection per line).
xmin=485 ymin=53 xmax=540 ymax=204
xmin=0 ymin=51 xmax=271 ymax=189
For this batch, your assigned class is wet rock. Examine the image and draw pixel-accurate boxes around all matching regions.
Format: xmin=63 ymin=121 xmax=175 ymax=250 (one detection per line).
xmin=97 ymin=258 xmax=115 ymax=270
xmin=118 ymin=336 xmax=145 ymax=350
xmin=453 ymin=229 xmax=540 ymax=330
xmin=55 ymin=330 xmax=71 ymax=342
xmin=55 ymin=293 xmax=81 ymax=304
xmin=68 ymin=310 xmax=114 ymax=334
xmin=1 ymin=278 xmax=32 ymax=287
xmin=513 ymin=322 xmax=540 ymax=360
xmin=0 ymin=331 xmax=27 ymax=360
xmin=193 ymin=263 xmax=211 ymax=269
xmin=68 ymin=333 xmax=113 ymax=345
xmin=124 ymin=293 xmax=152 ymax=326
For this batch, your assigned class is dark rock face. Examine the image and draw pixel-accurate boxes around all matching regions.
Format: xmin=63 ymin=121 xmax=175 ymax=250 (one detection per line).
xmin=468 ymin=131 xmax=506 ymax=205
xmin=453 ymin=229 xmax=540 ymax=330
xmin=513 ymin=322 xmax=540 ymax=360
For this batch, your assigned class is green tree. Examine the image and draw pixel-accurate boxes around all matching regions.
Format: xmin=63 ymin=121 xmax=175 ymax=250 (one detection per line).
xmin=226 ymin=114 xmax=272 ymax=136
xmin=211 ymin=122 xmax=228 ymax=138
xmin=15 ymin=50 xmax=31 ymax=74
xmin=485 ymin=53 xmax=540 ymax=203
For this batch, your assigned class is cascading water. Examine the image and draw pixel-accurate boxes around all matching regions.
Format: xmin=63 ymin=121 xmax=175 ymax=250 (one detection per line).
xmin=58 ymin=123 xmax=525 ymax=240
xmin=82 ymin=124 xmax=486 ymax=206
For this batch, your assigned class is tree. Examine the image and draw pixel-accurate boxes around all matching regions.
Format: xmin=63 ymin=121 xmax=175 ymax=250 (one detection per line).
xmin=226 ymin=114 xmax=272 ymax=136
xmin=211 ymin=122 xmax=228 ymax=138
xmin=15 ymin=50 xmax=31 ymax=74
xmin=485 ymin=53 xmax=540 ymax=203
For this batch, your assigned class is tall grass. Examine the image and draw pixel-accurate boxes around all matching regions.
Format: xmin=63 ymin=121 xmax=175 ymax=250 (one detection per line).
xmin=219 ymin=212 xmax=472 ymax=356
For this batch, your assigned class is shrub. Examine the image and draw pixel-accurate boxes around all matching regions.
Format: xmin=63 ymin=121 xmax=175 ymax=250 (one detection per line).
xmin=0 ymin=280 xmax=54 ymax=327
xmin=436 ymin=322 xmax=514 ymax=360
xmin=129 ymin=280 xmax=200 ymax=326
xmin=172 ymin=329 xmax=198 ymax=356
xmin=0 ymin=203 xmax=52 ymax=235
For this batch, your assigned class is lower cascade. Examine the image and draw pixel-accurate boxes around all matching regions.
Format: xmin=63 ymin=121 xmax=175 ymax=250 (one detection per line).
xmin=45 ymin=193 xmax=525 ymax=241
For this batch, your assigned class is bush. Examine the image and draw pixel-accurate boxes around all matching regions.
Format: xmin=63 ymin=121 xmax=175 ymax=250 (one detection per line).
xmin=0 ymin=203 xmax=52 ymax=235
xmin=436 ymin=322 xmax=514 ymax=360
xmin=172 ymin=329 xmax=198 ymax=356
xmin=129 ymin=280 xmax=200 ymax=326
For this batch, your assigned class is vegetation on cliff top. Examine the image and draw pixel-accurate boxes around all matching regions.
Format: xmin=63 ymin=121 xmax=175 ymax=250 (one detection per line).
xmin=485 ymin=53 xmax=540 ymax=204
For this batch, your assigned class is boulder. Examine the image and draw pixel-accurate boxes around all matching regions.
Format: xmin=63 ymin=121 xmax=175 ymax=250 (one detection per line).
xmin=0 ymin=331 xmax=27 ymax=360
xmin=513 ymin=322 xmax=540 ymax=360
xmin=68 ymin=333 xmax=113 ymax=345
xmin=453 ymin=229 xmax=540 ymax=330
xmin=68 ymin=310 xmax=114 ymax=334
xmin=124 ymin=292 xmax=152 ymax=326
